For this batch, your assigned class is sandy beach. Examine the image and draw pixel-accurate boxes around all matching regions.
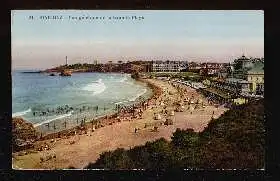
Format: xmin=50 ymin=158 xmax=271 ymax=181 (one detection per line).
xmin=12 ymin=78 xmax=228 ymax=169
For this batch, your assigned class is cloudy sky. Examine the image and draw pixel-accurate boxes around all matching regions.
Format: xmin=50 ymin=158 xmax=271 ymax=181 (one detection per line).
xmin=11 ymin=10 xmax=264 ymax=69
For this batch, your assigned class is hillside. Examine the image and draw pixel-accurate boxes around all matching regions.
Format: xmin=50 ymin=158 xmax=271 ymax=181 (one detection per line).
xmin=85 ymin=99 xmax=265 ymax=169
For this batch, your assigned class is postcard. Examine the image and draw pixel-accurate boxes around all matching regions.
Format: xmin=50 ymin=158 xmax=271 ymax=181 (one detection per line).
xmin=11 ymin=10 xmax=264 ymax=170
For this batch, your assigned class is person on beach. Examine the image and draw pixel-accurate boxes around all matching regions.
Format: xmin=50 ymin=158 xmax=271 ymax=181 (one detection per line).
xmin=63 ymin=121 xmax=67 ymax=128
xmin=134 ymin=127 xmax=141 ymax=133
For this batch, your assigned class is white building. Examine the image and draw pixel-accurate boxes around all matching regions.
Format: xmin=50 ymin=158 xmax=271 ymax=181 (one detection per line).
xmin=152 ymin=60 xmax=188 ymax=72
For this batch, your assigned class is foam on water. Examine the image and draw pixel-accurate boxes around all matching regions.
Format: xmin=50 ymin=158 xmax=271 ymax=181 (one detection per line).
xmin=129 ymin=88 xmax=147 ymax=102
xmin=13 ymin=72 xmax=153 ymax=132
xmin=82 ymin=79 xmax=106 ymax=95
xmin=12 ymin=108 xmax=31 ymax=117
xmin=114 ymin=100 xmax=129 ymax=105
xmin=119 ymin=77 xmax=128 ymax=83
xmin=33 ymin=111 xmax=74 ymax=127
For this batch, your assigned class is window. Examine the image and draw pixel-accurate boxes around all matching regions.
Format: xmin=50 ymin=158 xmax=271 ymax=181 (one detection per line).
xmin=249 ymin=83 xmax=253 ymax=91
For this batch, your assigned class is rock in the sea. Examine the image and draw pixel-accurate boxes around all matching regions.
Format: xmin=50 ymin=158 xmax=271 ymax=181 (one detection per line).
xmin=59 ymin=69 xmax=72 ymax=76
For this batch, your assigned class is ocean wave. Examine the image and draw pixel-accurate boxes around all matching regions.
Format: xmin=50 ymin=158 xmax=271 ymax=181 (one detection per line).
xmin=119 ymin=77 xmax=128 ymax=83
xmin=129 ymin=89 xmax=147 ymax=102
xmin=114 ymin=100 xmax=129 ymax=105
xmin=114 ymin=101 xmax=124 ymax=105
xmin=82 ymin=79 xmax=106 ymax=95
xmin=33 ymin=111 xmax=74 ymax=127
xmin=12 ymin=108 xmax=31 ymax=117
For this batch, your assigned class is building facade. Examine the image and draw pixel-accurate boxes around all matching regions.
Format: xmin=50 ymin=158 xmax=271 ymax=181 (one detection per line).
xmin=152 ymin=60 xmax=188 ymax=72
xmin=207 ymin=55 xmax=264 ymax=99
xmin=224 ymin=55 xmax=264 ymax=96
xmin=245 ymin=61 xmax=264 ymax=95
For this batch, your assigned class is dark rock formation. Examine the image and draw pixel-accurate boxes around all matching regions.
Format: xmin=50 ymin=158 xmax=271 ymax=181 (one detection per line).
xmin=59 ymin=69 xmax=72 ymax=76
xmin=12 ymin=117 xmax=39 ymax=152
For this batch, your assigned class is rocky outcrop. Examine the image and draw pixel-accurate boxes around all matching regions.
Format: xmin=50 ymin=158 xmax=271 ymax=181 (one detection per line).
xmin=59 ymin=69 xmax=72 ymax=76
xmin=12 ymin=117 xmax=39 ymax=152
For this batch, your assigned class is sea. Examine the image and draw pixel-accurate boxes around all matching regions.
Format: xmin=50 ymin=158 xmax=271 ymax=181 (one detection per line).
xmin=12 ymin=70 xmax=153 ymax=134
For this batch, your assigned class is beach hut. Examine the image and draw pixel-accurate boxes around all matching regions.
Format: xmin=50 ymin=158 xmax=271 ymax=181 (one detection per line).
xmin=153 ymin=126 xmax=159 ymax=132
xmin=175 ymin=106 xmax=183 ymax=112
xmin=164 ymin=117 xmax=174 ymax=125
xmin=189 ymin=106 xmax=194 ymax=111
xmin=155 ymin=113 xmax=161 ymax=120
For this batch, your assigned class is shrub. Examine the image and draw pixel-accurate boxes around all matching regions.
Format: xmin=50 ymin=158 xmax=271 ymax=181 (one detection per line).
xmin=171 ymin=128 xmax=198 ymax=149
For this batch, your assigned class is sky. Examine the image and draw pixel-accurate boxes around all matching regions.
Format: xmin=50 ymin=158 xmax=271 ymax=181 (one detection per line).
xmin=11 ymin=10 xmax=264 ymax=69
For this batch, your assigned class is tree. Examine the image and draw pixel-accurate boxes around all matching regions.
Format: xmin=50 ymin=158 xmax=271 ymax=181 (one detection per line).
xmin=145 ymin=138 xmax=173 ymax=169
xmin=87 ymin=148 xmax=133 ymax=169
xmin=171 ymin=128 xmax=198 ymax=149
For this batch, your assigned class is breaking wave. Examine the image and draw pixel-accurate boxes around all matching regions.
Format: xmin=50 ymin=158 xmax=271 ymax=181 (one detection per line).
xmin=129 ymin=89 xmax=147 ymax=102
xmin=12 ymin=108 xmax=31 ymax=117
xmin=119 ymin=77 xmax=128 ymax=83
xmin=114 ymin=100 xmax=129 ymax=105
xmin=82 ymin=79 xmax=106 ymax=95
xmin=33 ymin=111 xmax=74 ymax=127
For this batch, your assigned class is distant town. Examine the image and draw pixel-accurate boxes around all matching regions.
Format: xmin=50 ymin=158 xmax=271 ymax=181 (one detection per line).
xmin=43 ymin=54 xmax=264 ymax=102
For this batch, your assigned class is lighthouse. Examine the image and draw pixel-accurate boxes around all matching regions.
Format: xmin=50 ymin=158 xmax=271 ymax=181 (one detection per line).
xmin=59 ymin=55 xmax=72 ymax=76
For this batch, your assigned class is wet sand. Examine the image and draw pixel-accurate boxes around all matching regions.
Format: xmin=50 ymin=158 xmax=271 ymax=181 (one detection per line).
xmin=13 ymin=78 xmax=228 ymax=169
